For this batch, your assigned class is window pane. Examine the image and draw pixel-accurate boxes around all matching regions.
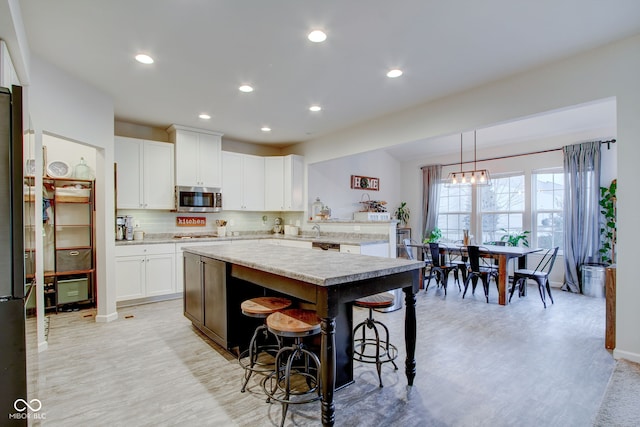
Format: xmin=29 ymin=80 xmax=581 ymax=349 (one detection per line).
xmin=533 ymin=170 xmax=564 ymax=250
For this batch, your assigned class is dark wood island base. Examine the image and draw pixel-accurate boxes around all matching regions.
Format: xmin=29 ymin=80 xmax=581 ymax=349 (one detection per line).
xmin=182 ymin=243 xmax=423 ymax=426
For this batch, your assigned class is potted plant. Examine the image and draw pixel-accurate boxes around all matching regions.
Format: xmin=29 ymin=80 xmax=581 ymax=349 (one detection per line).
xmin=599 ymin=179 xmax=616 ymax=264
xmin=500 ymin=229 xmax=530 ymax=247
xmin=394 ymin=202 xmax=410 ymax=227
xmin=423 ymin=227 xmax=442 ymax=243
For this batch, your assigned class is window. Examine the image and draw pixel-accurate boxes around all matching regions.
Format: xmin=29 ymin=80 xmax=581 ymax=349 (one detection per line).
xmin=533 ymin=170 xmax=564 ymax=249
xmin=437 ymin=184 xmax=472 ymax=242
xmin=479 ymin=174 xmax=525 ymax=244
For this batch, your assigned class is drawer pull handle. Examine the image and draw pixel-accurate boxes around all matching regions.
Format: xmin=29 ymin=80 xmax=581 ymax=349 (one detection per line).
xmin=69 ymin=251 xmax=80 ymax=256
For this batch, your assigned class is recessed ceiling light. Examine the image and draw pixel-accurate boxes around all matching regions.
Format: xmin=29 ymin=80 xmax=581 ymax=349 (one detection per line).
xmin=309 ymin=105 xmax=322 ymax=112
xmin=308 ymin=30 xmax=327 ymax=43
xmin=135 ymin=54 xmax=154 ymax=64
xmin=386 ymin=69 xmax=403 ymax=78
xmin=261 ymin=126 xmax=272 ymax=132
xmin=239 ymin=85 xmax=254 ymax=93
xmin=199 ymin=114 xmax=211 ymax=120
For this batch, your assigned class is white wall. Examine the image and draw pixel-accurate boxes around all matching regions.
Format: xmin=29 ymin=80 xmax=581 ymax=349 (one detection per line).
xmin=294 ymin=34 xmax=640 ymax=363
xmin=308 ymin=150 xmax=403 ymax=220
xmin=30 ymin=56 xmax=117 ymax=324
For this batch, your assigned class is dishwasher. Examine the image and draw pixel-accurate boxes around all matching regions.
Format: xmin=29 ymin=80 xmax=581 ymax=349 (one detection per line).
xmin=312 ymin=241 xmax=402 ymax=312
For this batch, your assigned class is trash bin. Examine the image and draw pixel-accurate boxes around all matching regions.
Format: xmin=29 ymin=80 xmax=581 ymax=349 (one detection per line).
xmin=582 ymin=263 xmax=606 ymax=297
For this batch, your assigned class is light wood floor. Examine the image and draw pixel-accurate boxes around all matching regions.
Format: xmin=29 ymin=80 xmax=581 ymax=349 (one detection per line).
xmin=26 ymin=283 xmax=614 ymax=426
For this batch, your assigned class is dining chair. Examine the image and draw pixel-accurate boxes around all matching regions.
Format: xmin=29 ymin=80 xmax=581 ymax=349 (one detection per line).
xmin=444 ymin=243 xmax=468 ymax=285
xmin=402 ymin=239 xmax=438 ymax=291
xmin=428 ymin=242 xmax=460 ymax=295
xmin=462 ymin=245 xmax=499 ymax=303
xmin=509 ymin=246 xmax=559 ymax=308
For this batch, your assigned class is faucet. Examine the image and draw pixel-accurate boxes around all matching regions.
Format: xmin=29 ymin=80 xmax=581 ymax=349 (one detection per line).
xmin=312 ymin=224 xmax=321 ymax=238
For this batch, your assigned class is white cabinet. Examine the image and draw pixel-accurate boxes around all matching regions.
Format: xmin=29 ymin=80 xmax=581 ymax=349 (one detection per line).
xmin=266 ymin=239 xmax=312 ymax=249
xmin=169 ymin=125 xmax=223 ymax=187
xmin=175 ymin=240 xmax=227 ymax=293
xmin=115 ymin=244 xmax=176 ymax=301
xmin=264 ymin=155 xmax=304 ymax=211
xmin=221 ymin=152 xmax=265 ymax=210
xmin=115 ymin=136 xmax=175 ymax=209
xmin=340 ymin=243 xmax=389 ymax=257
xmin=264 ymin=157 xmax=285 ymax=211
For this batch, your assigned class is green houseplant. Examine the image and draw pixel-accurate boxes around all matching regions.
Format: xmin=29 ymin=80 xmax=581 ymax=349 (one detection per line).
xmin=394 ymin=202 xmax=410 ymax=227
xmin=599 ymin=179 xmax=617 ymax=264
xmin=500 ymin=229 xmax=530 ymax=247
xmin=423 ymin=227 xmax=442 ymax=243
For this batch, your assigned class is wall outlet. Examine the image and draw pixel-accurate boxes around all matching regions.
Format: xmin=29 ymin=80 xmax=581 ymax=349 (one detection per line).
xmin=229 ymin=219 xmax=235 ymax=226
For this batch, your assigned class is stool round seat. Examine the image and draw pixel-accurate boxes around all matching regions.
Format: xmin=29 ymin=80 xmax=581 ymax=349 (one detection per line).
xmin=241 ymin=296 xmax=292 ymax=318
xmin=263 ymin=308 xmax=322 ymax=427
xmin=266 ymin=308 xmax=321 ymax=337
xmin=354 ymin=292 xmax=395 ymax=309
xmin=353 ymin=292 xmax=398 ymax=388
xmin=238 ymin=297 xmax=292 ymax=393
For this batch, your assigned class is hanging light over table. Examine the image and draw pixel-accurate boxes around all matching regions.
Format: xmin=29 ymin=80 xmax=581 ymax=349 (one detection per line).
xmin=447 ymin=130 xmax=491 ymax=186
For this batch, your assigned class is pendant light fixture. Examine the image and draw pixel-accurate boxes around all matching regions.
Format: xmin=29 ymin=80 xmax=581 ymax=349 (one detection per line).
xmin=447 ymin=130 xmax=491 ymax=186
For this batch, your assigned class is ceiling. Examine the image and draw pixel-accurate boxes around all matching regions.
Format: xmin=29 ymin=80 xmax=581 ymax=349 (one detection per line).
xmin=14 ymin=1 xmax=640 ymax=147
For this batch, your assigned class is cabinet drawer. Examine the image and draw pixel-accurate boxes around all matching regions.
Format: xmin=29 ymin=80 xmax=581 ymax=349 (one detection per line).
xmin=58 ymin=278 xmax=89 ymax=304
xmin=116 ymin=243 xmax=175 ymax=257
xmin=56 ymin=248 xmax=92 ymax=272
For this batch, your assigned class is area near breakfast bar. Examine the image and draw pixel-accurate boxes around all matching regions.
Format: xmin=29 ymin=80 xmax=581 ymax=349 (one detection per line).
xmin=181 ymin=242 xmax=423 ymax=426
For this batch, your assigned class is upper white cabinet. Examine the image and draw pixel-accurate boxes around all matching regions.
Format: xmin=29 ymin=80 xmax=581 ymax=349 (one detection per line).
xmin=221 ymin=152 xmax=265 ymax=211
xmin=115 ymin=136 xmax=175 ymax=209
xmin=168 ymin=125 xmax=223 ymax=188
xmin=265 ymin=155 xmax=304 ymax=211
xmin=264 ymin=157 xmax=285 ymax=211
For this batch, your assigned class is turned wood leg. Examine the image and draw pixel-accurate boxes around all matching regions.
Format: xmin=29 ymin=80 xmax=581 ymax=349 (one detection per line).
xmin=321 ymin=317 xmax=336 ymax=426
xmin=403 ymin=287 xmax=417 ymax=386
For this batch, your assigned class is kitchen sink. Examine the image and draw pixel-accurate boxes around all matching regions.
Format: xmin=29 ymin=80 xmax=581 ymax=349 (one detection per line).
xmin=173 ymin=234 xmax=218 ymax=239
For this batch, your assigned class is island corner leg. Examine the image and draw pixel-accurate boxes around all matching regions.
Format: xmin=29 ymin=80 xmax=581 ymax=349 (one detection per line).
xmin=320 ymin=316 xmax=336 ymax=426
xmin=403 ymin=287 xmax=417 ymax=386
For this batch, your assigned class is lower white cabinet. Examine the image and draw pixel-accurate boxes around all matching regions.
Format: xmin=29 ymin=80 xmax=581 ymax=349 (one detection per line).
xmin=115 ymin=244 xmax=176 ymax=301
xmin=266 ymin=238 xmax=312 ymax=249
xmin=340 ymin=243 xmax=389 ymax=257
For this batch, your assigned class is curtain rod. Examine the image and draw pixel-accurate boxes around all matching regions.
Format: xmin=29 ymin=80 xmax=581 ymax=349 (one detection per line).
xmin=439 ymin=139 xmax=616 ymax=167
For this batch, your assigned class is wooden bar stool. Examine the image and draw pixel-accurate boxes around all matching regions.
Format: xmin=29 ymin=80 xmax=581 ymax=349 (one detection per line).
xmin=261 ymin=309 xmax=322 ymax=427
xmin=238 ymin=296 xmax=292 ymax=393
xmin=353 ymin=292 xmax=398 ymax=387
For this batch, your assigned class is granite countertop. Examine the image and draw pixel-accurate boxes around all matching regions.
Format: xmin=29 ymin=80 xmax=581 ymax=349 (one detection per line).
xmin=115 ymin=233 xmax=389 ymax=246
xmin=183 ymin=242 xmax=424 ymax=286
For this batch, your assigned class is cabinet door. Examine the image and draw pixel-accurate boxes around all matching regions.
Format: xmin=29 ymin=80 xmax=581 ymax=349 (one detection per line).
xmin=143 ymin=141 xmax=175 ymax=209
xmin=264 ymin=156 xmax=284 ymax=211
xmin=202 ymin=257 xmax=227 ymax=341
xmin=115 ymin=137 xmax=143 ymax=209
xmin=197 ymin=133 xmax=222 ymax=187
xmin=115 ymin=255 xmax=146 ymax=301
xmin=145 ymin=252 xmax=176 ymax=296
xmin=284 ymin=155 xmax=304 ymax=211
xmin=242 ymin=155 xmax=265 ymax=211
xmin=222 ymin=151 xmax=244 ymax=210
xmin=183 ymin=252 xmax=203 ymax=323
xmin=174 ymin=129 xmax=199 ymax=187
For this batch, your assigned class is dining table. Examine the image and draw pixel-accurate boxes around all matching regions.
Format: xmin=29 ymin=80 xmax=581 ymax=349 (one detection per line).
xmin=418 ymin=243 xmax=542 ymax=305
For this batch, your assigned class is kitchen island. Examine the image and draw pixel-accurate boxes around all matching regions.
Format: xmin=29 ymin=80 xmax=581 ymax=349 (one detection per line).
xmin=182 ymin=242 xmax=423 ymax=427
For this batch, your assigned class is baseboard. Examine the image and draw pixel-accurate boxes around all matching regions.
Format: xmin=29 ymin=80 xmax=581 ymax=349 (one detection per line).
xmin=116 ymin=293 xmax=182 ymax=309
xmin=613 ymin=348 xmax=640 ymax=365
xmin=95 ymin=311 xmax=118 ymax=323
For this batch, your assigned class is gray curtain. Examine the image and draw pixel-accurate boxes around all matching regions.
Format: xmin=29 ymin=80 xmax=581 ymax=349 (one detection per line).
xmin=422 ymin=165 xmax=442 ymax=240
xmin=563 ymin=141 xmax=601 ymax=293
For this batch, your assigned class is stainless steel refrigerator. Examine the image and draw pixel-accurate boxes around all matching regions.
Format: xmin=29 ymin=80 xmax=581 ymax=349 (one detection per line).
xmin=0 ymin=85 xmax=27 ymax=425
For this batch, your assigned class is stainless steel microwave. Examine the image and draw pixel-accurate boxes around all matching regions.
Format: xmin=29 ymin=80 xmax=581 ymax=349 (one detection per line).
xmin=175 ymin=186 xmax=222 ymax=212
